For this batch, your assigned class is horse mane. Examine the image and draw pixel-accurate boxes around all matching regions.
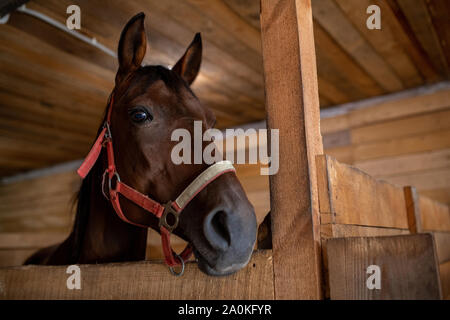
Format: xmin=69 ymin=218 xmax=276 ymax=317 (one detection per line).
xmin=67 ymin=100 xmax=111 ymax=263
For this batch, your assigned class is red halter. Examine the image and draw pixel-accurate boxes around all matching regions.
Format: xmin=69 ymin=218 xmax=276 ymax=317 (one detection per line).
xmin=77 ymin=94 xmax=236 ymax=274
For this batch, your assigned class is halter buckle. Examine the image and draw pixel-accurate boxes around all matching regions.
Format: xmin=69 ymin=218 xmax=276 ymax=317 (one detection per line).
xmin=104 ymin=122 xmax=112 ymax=139
xmin=159 ymin=202 xmax=180 ymax=233
xmin=101 ymin=170 xmax=121 ymax=200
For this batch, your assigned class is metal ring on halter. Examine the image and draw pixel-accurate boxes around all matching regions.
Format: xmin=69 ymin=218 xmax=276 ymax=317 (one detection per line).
xmin=169 ymin=254 xmax=185 ymax=277
xmin=108 ymin=171 xmax=121 ymax=192
xmin=159 ymin=202 xmax=180 ymax=233
xmin=101 ymin=170 xmax=110 ymax=200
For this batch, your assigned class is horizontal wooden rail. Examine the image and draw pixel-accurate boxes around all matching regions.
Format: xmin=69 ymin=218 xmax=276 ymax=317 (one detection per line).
xmin=316 ymin=154 xmax=409 ymax=229
xmin=0 ymin=250 xmax=273 ymax=300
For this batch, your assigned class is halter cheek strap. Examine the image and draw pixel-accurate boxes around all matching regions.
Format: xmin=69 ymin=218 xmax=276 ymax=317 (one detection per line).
xmin=77 ymin=95 xmax=236 ymax=271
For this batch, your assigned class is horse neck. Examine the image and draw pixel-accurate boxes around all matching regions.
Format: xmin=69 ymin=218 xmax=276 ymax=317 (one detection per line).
xmin=73 ymin=160 xmax=148 ymax=264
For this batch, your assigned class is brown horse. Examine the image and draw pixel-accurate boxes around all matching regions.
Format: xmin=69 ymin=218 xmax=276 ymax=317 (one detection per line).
xmin=25 ymin=13 xmax=257 ymax=276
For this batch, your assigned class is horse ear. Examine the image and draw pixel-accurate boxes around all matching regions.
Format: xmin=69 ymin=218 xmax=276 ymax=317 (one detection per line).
xmin=172 ymin=33 xmax=202 ymax=85
xmin=116 ymin=12 xmax=147 ymax=85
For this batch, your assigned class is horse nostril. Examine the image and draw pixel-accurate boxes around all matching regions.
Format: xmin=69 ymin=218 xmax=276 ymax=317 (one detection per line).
xmin=204 ymin=209 xmax=231 ymax=252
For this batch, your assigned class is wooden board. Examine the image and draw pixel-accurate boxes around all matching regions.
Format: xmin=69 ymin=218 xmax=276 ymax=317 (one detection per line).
xmin=0 ymin=250 xmax=273 ymax=300
xmin=355 ymin=148 xmax=450 ymax=178
xmin=433 ymin=232 xmax=450 ymax=264
xmin=419 ymin=195 xmax=450 ymax=232
xmin=320 ymin=86 xmax=450 ymax=134
xmin=312 ymin=0 xmax=403 ymax=92
xmin=320 ymin=224 xmax=410 ymax=240
xmin=351 ymin=108 xmax=450 ymax=145
xmin=404 ymin=186 xmax=421 ymax=234
xmin=316 ymin=155 xmax=409 ymax=229
xmin=319 ymin=223 xmax=410 ymax=299
xmin=335 ymin=0 xmax=422 ymax=88
xmin=440 ymin=261 xmax=450 ymax=300
xmin=396 ymin=0 xmax=448 ymax=77
xmin=260 ymin=0 xmax=323 ymax=299
xmin=327 ymin=234 xmax=442 ymax=300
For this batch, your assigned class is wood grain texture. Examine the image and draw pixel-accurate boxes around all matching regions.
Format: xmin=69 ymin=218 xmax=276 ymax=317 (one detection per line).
xmin=335 ymin=0 xmax=422 ymax=88
xmin=313 ymin=0 xmax=403 ymax=92
xmin=433 ymin=232 xmax=450 ymax=264
xmin=327 ymin=234 xmax=442 ymax=300
xmin=260 ymin=0 xmax=323 ymax=299
xmin=404 ymin=186 xmax=422 ymax=233
xmin=321 ymin=224 xmax=410 ymax=240
xmin=383 ymin=0 xmax=440 ymax=82
xmin=320 ymin=85 xmax=450 ymax=134
xmin=2 ymin=0 xmax=450 ymax=177
xmin=351 ymin=109 xmax=450 ymax=145
xmin=0 ymin=250 xmax=274 ymax=300
xmin=319 ymin=155 xmax=409 ymax=228
xmin=440 ymin=260 xmax=450 ymax=299
xmin=320 ymin=223 xmax=410 ymax=299
xmin=396 ymin=0 xmax=449 ymax=77
xmin=381 ymin=167 xmax=450 ymax=192
xmin=426 ymin=0 xmax=450 ymax=75
xmin=355 ymin=148 xmax=450 ymax=178
xmin=419 ymin=195 xmax=450 ymax=232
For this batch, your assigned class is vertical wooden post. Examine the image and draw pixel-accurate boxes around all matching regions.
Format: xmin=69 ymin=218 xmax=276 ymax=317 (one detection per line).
xmin=260 ymin=0 xmax=324 ymax=299
xmin=404 ymin=186 xmax=423 ymax=233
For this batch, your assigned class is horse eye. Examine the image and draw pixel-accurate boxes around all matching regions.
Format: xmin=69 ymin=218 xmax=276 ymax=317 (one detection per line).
xmin=129 ymin=109 xmax=152 ymax=124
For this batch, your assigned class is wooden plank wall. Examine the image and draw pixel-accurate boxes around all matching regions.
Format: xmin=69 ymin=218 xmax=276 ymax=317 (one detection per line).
xmin=0 ymin=168 xmax=194 ymax=266
xmin=322 ymin=84 xmax=450 ymax=205
xmin=316 ymin=154 xmax=412 ymax=297
xmin=316 ymin=155 xmax=449 ymax=299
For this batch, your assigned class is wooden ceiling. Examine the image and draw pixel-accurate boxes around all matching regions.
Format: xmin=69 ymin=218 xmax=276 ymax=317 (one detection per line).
xmin=0 ymin=0 xmax=449 ymax=177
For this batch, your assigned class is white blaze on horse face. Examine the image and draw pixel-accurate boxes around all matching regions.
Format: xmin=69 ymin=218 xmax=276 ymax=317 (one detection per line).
xmin=170 ymin=121 xmax=279 ymax=175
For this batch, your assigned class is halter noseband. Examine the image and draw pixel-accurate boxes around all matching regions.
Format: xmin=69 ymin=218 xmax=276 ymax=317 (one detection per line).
xmin=77 ymin=94 xmax=236 ymax=275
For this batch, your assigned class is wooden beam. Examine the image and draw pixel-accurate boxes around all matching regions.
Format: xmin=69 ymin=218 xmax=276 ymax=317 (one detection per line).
xmin=0 ymin=250 xmax=273 ymax=299
xmin=396 ymin=0 xmax=449 ymax=77
xmin=260 ymin=0 xmax=324 ymax=299
xmin=312 ymin=0 xmax=403 ymax=92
